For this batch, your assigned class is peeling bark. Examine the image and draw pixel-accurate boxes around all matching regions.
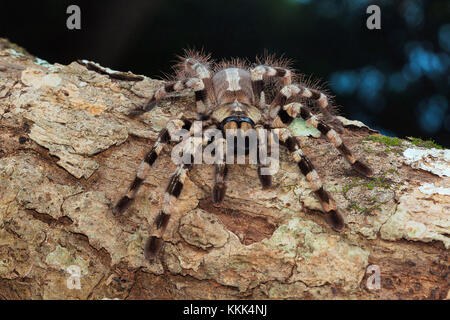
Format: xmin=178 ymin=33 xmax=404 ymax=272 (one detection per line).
xmin=0 ymin=39 xmax=448 ymax=300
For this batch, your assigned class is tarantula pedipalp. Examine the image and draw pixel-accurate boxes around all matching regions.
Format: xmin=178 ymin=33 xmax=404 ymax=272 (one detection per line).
xmin=113 ymin=50 xmax=373 ymax=261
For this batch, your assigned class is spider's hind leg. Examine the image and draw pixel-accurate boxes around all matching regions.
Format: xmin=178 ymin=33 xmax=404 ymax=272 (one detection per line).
xmin=127 ymin=77 xmax=206 ymax=117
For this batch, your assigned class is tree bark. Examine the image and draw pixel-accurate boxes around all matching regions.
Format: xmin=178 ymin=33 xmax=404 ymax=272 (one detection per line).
xmin=0 ymin=39 xmax=448 ymax=300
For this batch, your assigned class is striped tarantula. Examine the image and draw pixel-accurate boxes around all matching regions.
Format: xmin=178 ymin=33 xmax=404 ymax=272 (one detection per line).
xmin=113 ymin=50 xmax=373 ymax=261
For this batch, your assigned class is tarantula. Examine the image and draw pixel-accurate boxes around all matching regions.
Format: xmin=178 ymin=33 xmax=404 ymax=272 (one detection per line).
xmin=113 ymin=50 xmax=373 ymax=261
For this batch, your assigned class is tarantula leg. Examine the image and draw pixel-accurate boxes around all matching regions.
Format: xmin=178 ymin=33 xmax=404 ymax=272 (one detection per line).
xmin=126 ymin=77 xmax=205 ymax=117
xmin=271 ymin=102 xmax=373 ymax=177
xmin=144 ymin=165 xmax=192 ymax=260
xmin=144 ymin=164 xmax=193 ymax=260
xmin=300 ymin=86 xmax=344 ymax=132
xmin=257 ymin=166 xmax=272 ymax=189
xmin=113 ymin=119 xmax=191 ymax=215
xmin=212 ymin=163 xmax=228 ymax=203
xmin=207 ymin=135 xmax=227 ymax=203
xmin=256 ymin=126 xmax=274 ymax=188
xmin=250 ymin=65 xmax=292 ymax=108
xmin=270 ymin=84 xmax=343 ymax=132
xmin=144 ymin=137 xmax=198 ymax=260
xmin=277 ymin=129 xmax=345 ymax=231
xmin=127 ymin=100 xmax=158 ymax=117
xmin=181 ymin=55 xmax=216 ymax=118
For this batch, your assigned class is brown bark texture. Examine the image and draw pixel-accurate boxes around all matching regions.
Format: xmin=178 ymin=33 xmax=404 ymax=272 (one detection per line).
xmin=0 ymin=39 xmax=448 ymax=300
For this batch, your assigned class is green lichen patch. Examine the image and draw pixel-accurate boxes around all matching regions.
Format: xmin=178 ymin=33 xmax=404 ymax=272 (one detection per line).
xmin=406 ymin=137 xmax=444 ymax=149
xmin=342 ymin=174 xmax=391 ymax=195
xmin=341 ymin=172 xmax=395 ymax=215
xmin=364 ymin=146 xmax=378 ymax=154
xmin=289 ymin=118 xmax=321 ymax=137
xmin=362 ymin=135 xmax=406 ymax=156
xmin=347 ymin=201 xmax=382 ymax=215
xmin=364 ymin=134 xmax=444 ymax=151
xmin=364 ymin=135 xmax=403 ymax=147
xmin=279 ymin=183 xmax=304 ymax=203
xmin=360 ymin=176 xmax=391 ymax=190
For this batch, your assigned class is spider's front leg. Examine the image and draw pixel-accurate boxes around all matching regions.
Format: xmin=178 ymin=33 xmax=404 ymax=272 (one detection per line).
xmin=182 ymin=55 xmax=216 ymax=118
xmin=210 ymin=125 xmax=276 ymax=202
xmin=250 ymin=65 xmax=292 ymax=108
xmin=271 ymin=98 xmax=373 ymax=177
xmin=277 ymin=128 xmax=345 ymax=231
xmin=211 ymin=137 xmax=228 ymax=203
xmin=144 ymin=135 xmax=200 ymax=260
xmin=113 ymin=118 xmax=192 ymax=215
xmin=271 ymin=83 xmax=342 ymax=132
xmin=212 ymin=162 xmax=228 ymax=203
xmin=144 ymin=163 xmax=193 ymax=260
xmin=256 ymin=125 xmax=276 ymax=189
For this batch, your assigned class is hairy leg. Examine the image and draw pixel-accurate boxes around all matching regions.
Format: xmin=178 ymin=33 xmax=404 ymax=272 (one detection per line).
xmin=256 ymin=126 xmax=276 ymax=188
xmin=250 ymin=65 xmax=292 ymax=108
xmin=270 ymin=101 xmax=372 ymax=177
xmin=270 ymin=83 xmax=340 ymax=130
xmin=277 ymin=128 xmax=345 ymax=231
xmin=144 ymin=162 xmax=193 ymax=260
xmin=144 ymin=135 xmax=200 ymax=260
xmin=127 ymin=77 xmax=206 ymax=117
xmin=178 ymin=52 xmax=216 ymax=119
xmin=113 ymin=119 xmax=192 ymax=215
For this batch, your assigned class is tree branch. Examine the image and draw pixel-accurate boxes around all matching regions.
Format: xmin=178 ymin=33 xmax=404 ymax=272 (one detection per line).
xmin=0 ymin=39 xmax=448 ymax=300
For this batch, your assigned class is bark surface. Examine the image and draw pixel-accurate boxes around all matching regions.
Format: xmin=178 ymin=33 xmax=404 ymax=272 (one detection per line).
xmin=0 ymin=39 xmax=448 ymax=299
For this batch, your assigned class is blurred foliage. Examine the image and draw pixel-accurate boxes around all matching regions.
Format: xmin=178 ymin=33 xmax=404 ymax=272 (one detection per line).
xmin=1 ymin=0 xmax=449 ymax=146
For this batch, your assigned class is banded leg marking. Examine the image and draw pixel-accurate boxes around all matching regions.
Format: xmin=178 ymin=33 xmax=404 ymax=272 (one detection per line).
xmin=269 ymin=84 xmax=334 ymax=121
xmin=113 ymin=119 xmax=189 ymax=215
xmin=128 ymin=77 xmax=206 ymax=117
xmin=213 ymin=163 xmax=228 ymax=203
xmin=272 ymin=102 xmax=373 ymax=177
xmin=184 ymin=57 xmax=215 ymax=118
xmin=278 ymin=129 xmax=345 ymax=231
xmin=211 ymin=137 xmax=228 ymax=203
xmin=251 ymin=65 xmax=293 ymax=108
xmin=257 ymin=127 xmax=274 ymax=189
xmin=144 ymin=161 xmax=193 ymax=260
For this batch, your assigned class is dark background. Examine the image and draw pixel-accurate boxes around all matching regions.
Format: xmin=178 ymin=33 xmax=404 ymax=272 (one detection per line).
xmin=1 ymin=0 xmax=449 ymax=147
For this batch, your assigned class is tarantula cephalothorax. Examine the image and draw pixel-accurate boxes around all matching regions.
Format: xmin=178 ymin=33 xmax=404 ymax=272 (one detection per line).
xmin=113 ymin=50 xmax=373 ymax=261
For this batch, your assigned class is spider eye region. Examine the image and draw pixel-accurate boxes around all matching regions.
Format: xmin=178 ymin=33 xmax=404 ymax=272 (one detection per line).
xmin=219 ymin=116 xmax=256 ymax=155
xmin=219 ymin=116 xmax=255 ymax=131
